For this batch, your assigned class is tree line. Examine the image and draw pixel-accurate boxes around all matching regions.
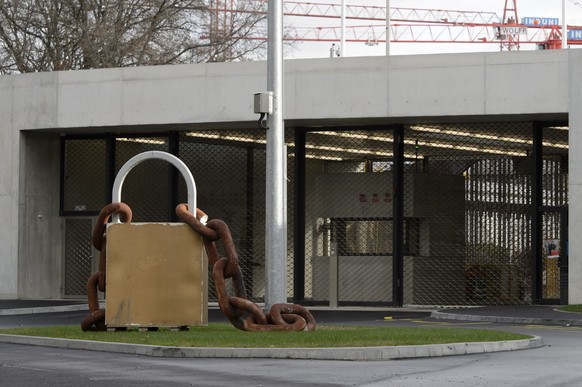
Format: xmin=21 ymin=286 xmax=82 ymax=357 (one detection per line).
xmin=0 ymin=0 xmax=269 ymax=74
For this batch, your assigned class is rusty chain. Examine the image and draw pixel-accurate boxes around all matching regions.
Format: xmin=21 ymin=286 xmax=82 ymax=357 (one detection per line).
xmin=81 ymin=202 xmax=316 ymax=332
xmin=176 ymin=203 xmax=317 ymax=332
xmin=81 ymin=203 xmax=132 ymax=331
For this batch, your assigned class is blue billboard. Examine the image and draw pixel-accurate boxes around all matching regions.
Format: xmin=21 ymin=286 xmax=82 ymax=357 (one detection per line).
xmin=522 ymin=17 xmax=560 ymax=26
xmin=569 ymin=29 xmax=582 ymax=40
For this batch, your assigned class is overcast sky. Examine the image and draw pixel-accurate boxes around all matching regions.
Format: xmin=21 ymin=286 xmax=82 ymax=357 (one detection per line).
xmin=286 ymin=0 xmax=582 ymax=58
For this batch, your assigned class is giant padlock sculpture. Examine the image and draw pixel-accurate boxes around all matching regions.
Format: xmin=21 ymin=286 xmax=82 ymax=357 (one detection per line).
xmin=82 ymin=151 xmax=316 ymax=332
xmin=82 ymin=151 xmax=207 ymax=331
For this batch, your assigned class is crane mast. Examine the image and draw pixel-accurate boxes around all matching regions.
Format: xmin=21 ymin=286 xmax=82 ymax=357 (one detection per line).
xmin=500 ymin=0 xmax=520 ymax=51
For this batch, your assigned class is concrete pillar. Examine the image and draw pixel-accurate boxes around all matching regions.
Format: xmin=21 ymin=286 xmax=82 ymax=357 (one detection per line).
xmin=568 ymin=50 xmax=582 ymax=303
xmin=18 ymin=134 xmax=63 ymax=298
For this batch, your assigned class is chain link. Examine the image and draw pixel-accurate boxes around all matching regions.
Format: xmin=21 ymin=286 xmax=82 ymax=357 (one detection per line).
xmin=81 ymin=203 xmax=132 ymax=331
xmin=176 ymin=203 xmax=317 ymax=332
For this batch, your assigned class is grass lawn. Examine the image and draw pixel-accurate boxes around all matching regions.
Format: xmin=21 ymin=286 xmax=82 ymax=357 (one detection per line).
xmin=559 ymin=305 xmax=582 ymax=313
xmin=0 ymin=323 xmax=531 ymax=348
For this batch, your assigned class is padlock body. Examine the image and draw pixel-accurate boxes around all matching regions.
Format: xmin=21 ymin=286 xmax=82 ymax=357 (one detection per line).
xmin=105 ymin=223 xmax=208 ymax=328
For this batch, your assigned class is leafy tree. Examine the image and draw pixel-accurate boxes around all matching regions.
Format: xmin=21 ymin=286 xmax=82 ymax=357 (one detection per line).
xmin=0 ymin=0 xmax=267 ymax=74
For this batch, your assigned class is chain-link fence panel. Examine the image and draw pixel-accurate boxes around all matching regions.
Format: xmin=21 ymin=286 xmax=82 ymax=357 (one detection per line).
xmin=64 ymin=218 xmax=94 ymax=297
xmin=542 ymin=126 xmax=568 ymax=207
xmin=299 ymin=123 xmax=565 ymax=306
xmin=179 ymin=131 xmax=270 ymax=303
xmin=303 ymin=129 xmax=395 ymax=306
xmin=61 ymin=132 xmax=278 ymax=302
xmin=114 ymin=137 xmax=170 ymax=222
xmin=404 ymin=122 xmax=535 ymax=306
xmin=540 ymin=124 xmax=569 ymax=303
xmin=60 ymin=122 xmax=568 ymax=305
xmin=62 ymin=138 xmax=108 ymax=213
xmin=62 ymin=138 xmax=106 ymax=297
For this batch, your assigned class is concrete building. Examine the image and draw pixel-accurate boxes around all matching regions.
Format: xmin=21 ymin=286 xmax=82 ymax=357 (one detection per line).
xmin=1 ymin=49 xmax=579 ymax=305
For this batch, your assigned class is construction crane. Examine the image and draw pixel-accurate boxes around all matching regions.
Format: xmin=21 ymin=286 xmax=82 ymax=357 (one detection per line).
xmin=285 ymin=1 xmax=582 ymax=50
xmin=209 ymin=1 xmax=582 ymax=51
xmin=500 ymin=0 xmax=520 ymax=50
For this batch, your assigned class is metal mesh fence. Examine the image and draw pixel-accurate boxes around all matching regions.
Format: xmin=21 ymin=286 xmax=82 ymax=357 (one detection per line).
xmin=178 ymin=131 xmax=267 ymax=302
xmin=177 ymin=130 xmax=297 ymax=303
xmin=404 ymin=122 xmax=533 ymax=306
xmin=542 ymin=126 xmax=568 ymax=207
xmin=64 ymin=218 xmax=94 ymax=297
xmin=303 ymin=129 xmax=394 ymax=306
xmin=62 ymin=138 xmax=108 ymax=213
xmin=60 ymin=122 xmax=568 ymax=305
xmin=114 ymin=136 xmax=171 ymax=222
xmin=540 ymin=125 xmax=569 ymax=303
xmin=301 ymin=122 xmax=567 ymax=306
xmin=63 ymin=136 xmax=172 ymax=296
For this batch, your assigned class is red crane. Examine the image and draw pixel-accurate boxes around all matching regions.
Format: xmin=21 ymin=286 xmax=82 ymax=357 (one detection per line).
xmin=500 ymin=0 xmax=520 ymax=50
xmin=211 ymin=1 xmax=582 ymax=51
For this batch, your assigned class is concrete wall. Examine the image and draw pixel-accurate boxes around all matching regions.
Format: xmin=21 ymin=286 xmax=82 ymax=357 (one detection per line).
xmin=0 ymin=83 xmax=18 ymax=298
xmin=568 ymin=49 xmax=582 ymax=304
xmin=1 ymin=50 xmax=570 ymax=133
xmin=18 ymin=134 xmax=62 ymax=298
xmin=0 ymin=49 xmax=578 ymax=300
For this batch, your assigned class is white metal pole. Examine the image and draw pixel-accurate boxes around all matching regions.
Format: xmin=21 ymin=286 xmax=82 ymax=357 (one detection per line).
xmin=563 ymin=0 xmax=568 ymax=49
xmin=340 ymin=0 xmax=346 ymax=56
xmin=266 ymin=0 xmax=287 ymax=312
xmin=386 ymin=0 xmax=391 ymax=56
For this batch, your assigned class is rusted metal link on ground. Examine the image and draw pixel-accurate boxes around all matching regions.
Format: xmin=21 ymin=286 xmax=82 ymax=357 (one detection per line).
xmin=176 ymin=203 xmax=317 ymax=332
xmin=81 ymin=203 xmax=132 ymax=332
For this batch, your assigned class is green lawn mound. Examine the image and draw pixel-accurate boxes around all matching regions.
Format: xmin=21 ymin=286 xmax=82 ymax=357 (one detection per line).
xmin=0 ymin=324 xmax=530 ymax=348
xmin=560 ymin=305 xmax=582 ymax=313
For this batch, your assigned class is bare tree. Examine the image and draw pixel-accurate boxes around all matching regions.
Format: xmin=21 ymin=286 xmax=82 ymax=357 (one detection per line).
xmin=0 ymin=0 xmax=268 ymax=74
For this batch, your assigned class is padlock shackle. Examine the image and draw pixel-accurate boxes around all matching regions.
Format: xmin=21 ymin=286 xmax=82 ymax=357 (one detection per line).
xmin=111 ymin=151 xmax=196 ymax=222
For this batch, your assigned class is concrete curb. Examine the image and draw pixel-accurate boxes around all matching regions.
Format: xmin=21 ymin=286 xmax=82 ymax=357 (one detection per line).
xmin=0 ymin=303 xmax=105 ymax=316
xmin=0 ymin=333 xmax=544 ymax=361
xmin=431 ymin=311 xmax=582 ymax=327
xmin=0 ymin=305 xmax=88 ymax=316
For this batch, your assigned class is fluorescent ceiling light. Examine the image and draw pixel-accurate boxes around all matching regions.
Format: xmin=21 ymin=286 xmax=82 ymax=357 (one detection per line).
xmin=116 ymin=137 xmax=166 ymax=145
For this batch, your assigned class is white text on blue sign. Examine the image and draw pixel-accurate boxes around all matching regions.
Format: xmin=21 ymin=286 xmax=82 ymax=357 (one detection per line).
xmin=522 ymin=17 xmax=560 ymax=26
